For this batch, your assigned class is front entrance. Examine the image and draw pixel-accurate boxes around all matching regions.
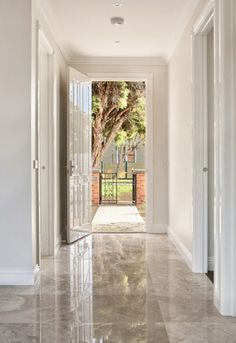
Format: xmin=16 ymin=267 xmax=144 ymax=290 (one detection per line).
xmin=91 ymin=80 xmax=147 ymax=233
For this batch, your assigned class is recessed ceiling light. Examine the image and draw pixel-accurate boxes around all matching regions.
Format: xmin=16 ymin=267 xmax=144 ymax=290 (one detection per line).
xmin=113 ymin=1 xmax=122 ymax=8
xmin=110 ymin=17 xmax=124 ymax=26
xmin=115 ymin=40 xmax=120 ymax=44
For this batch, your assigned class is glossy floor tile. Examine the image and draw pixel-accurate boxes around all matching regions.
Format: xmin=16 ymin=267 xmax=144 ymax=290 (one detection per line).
xmin=0 ymin=234 xmax=236 ymax=342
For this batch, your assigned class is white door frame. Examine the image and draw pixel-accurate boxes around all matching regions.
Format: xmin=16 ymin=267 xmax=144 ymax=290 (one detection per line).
xmin=87 ymin=72 xmax=154 ymax=232
xmin=192 ymin=1 xmax=214 ymax=274
xmin=192 ymin=0 xmax=236 ymax=316
xmin=36 ymin=22 xmax=55 ymax=260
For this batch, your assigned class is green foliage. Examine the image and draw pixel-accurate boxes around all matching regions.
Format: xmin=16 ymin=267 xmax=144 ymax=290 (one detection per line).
xmin=91 ymin=81 xmax=146 ymax=167
xmin=92 ymin=95 xmax=101 ymax=117
xmin=115 ymin=96 xmax=146 ymax=148
xmin=118 ymin=82 xmax=129 ymax=109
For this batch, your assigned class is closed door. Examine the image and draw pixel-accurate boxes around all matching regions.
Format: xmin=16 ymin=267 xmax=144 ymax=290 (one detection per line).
xmin=67 ymin=67 xmax=92 ymax=243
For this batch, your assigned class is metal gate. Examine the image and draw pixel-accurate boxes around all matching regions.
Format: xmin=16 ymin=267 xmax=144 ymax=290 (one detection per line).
xmin=100 ymin=173 xmax=117 ymax=204
xmin=100 ymin=173 xmax=136 ymax=205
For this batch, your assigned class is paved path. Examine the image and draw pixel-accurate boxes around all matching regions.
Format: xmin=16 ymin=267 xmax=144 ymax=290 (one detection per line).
xmin=92 ymin=205 xmax=145 ymax=232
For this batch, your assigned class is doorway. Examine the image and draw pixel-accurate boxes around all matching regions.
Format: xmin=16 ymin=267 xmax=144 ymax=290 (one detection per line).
xmin=91 ymin=80 xmax=147 ymax=233
xmin=65 ymin=71 xmax=154 ymax=240
xmin=206 ymin=28 xmax=214 ymax=282
xmin=36 ymin=28 xmax=55 ymax=261
xmin=192 ymin=4 xmax=215 ymax=275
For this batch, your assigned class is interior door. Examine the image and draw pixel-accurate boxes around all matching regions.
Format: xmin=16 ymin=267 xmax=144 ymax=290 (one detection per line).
xmin=67 ymin=67 xmax=92 ymax=243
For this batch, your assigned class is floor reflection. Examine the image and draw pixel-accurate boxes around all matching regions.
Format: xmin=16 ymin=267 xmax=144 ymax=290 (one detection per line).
xmin=0 ymin=234 xmax=236 ymax=342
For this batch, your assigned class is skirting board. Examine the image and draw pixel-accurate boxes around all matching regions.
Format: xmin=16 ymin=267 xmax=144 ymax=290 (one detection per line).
xmin=0 ymin=265 xmax=40 ymax=286
xmin=168 ymin=228 xmax=192 ymax=270
xmin=147 ymin=224 xmax=167 ymax=234
xmin=55 ymin=236 xmax=62 ymax=256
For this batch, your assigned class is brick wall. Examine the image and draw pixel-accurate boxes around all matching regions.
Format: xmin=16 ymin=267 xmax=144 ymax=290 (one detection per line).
xmin=134 ymin=171 xmax=145 ymax=205
xmin=92 ymin=170 xmax=100 ymax=206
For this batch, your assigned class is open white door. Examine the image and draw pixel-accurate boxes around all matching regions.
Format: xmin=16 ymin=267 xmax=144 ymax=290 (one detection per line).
xmin=67 ymin=67 xmax=92 ymax=243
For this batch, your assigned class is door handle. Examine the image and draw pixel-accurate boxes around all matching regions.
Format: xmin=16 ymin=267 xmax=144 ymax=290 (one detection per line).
xmin=69 ymin=161 xmax=76 ymax=176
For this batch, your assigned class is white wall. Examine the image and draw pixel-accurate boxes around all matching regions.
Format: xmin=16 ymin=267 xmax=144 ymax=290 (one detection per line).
xmin=168 ymin=0 xmax=209 ymax=257
xmin=71 ymin=59 xmax=169 ymax=231
xmin=0 ymin=0 xmax=67 ymax=285
xmin=0 ymin=0 xmax=34 ymax=284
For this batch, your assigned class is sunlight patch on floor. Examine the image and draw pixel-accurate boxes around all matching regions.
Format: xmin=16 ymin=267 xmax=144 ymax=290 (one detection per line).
xmin=92 ymin=205 xmax=145 ymax=233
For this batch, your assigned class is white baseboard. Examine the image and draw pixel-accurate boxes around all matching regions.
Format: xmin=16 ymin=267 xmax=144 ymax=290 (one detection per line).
xmin=168 ymin=228 xmax=192 ymax=270
xmin=55 ymin=235 xmax=62 ymax=256
xmin=0 ymin=264 xmax=40 ymax=286
xmin=147 ymin=224 xmax=167 ymax=234
xmin=208 ymin=257 xmax=214 ymax=271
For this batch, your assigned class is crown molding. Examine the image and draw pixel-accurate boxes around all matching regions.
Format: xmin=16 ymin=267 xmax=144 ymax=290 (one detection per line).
xmin=35 ymin=0 xmax=70 ymax=62
xmin=69 ymin=56 xmax=167 ymax=66
xmin=36 ymin=0 xmax=201 ymax=66
xmin=167 ymin=0 xmax=202 ymax=62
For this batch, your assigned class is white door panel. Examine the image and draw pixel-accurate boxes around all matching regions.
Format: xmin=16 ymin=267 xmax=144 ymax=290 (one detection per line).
xmin=67 ymin=67 xmax=92 ymax=243
xmin=38 ymin=45 xmax=50 ymax=256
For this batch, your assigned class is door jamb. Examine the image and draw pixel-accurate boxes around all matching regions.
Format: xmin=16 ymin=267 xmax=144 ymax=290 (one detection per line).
xmin=192 ymin=1 xmax=214 ymax=273
xmin=36 ymin=22 xmax=55 ymax=261
xmin=87 ymin=72 xmax=154 ymax=232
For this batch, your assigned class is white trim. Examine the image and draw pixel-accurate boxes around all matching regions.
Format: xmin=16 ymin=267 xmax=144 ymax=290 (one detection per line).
xmin=35 ymin=0 xmax=69 ymax=61
xmin=55 ymin=235 xmax=62 ymax=255
xmin=38 ymin=25 xmax=54 ymax=56
xmin=192 ymin=4 xmax=214 ymax=274
xmin=214 ymin=0 xmax=236 ymax=316
xmin=70 ymin=57 xmax=166 ymax=66
xmin=168 ymin=228 xmax=192 ymax=270
xmin=84 ymin=72 xmax=155 ymax=233
xmin=167 ymin=0 xmax=202 ymax=61
xmin=193 ymin=1 xmax=214 ymax=34
xmin=0 ymin=265 xmax=40 ymax=286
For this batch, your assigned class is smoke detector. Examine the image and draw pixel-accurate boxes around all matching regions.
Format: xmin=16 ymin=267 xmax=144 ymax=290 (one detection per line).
xmin=113 ymin=1 xmax=122 ymax=7
xmin=110 ymin=17 xmax=124 ymax=26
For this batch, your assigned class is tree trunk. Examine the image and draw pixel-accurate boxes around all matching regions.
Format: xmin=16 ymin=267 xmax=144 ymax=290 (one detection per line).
xmin=92 ymin=109 xmax=130 ymax=167
xmin=116 ymin=145 xmax=125 ymax=175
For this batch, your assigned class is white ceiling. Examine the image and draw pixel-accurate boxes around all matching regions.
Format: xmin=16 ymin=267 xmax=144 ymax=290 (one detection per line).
xmin=40 ymin=0 xmax=200 ymax=61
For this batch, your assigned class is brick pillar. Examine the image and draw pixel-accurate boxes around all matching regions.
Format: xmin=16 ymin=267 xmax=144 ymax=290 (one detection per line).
xmin=92 ymin=169 xmax=100 ymax=206
xmin=133 ymin=170 xmax=146 ymax=205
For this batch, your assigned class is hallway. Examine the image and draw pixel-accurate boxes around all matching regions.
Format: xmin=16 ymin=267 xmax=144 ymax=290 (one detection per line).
xmin=0 ymin=234 xmax=236 ymax=342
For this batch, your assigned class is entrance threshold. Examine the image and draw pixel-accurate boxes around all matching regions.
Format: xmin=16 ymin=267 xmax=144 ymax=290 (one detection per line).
xmin=92 ymin=205 xmax=145 ymax=233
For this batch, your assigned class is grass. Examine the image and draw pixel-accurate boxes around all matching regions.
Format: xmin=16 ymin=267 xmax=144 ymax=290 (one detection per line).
xmin=101 ymin=179 xmax=133 ymax=203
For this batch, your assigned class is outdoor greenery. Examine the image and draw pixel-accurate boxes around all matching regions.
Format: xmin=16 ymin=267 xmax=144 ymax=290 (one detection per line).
xmin=92 ymin=81 xmax=146 ymax=168
xmin=101 ymin=178 xmax=133 ymax=203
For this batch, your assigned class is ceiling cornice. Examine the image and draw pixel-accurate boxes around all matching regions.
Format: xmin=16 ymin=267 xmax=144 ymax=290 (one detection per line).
xmin=69 ymin=56 xmax=167 ymax=66
xmin=35 ymin=0 xmax=70 ymax=62
xmin=36 ymin=0 xmax=201 ymax=65
xmin=166 ymin=0 xmax=202 ymax=62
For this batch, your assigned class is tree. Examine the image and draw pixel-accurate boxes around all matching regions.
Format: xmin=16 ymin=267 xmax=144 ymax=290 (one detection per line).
xmin=92 ymin=81 xmax=146 ymax=168
xmin=114 ymin=96 xmax=146 ymax=174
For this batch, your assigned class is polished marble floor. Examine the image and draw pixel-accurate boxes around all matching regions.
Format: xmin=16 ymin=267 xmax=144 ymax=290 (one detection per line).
xmin=0 ymin=234 xmax=236 ymax=342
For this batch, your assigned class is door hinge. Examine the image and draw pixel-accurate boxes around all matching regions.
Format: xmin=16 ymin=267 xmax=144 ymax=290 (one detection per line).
xmin=33 ymin=160 xmax=39 ymax=170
